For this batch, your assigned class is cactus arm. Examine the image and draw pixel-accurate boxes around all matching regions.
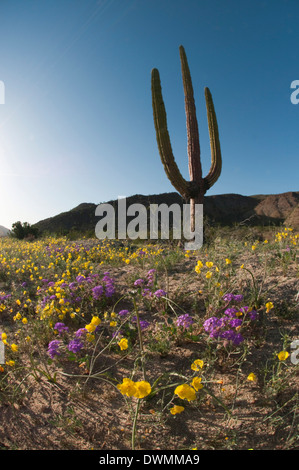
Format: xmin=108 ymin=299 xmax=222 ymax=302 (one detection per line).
xmin=151 ymin=67 xmax=189 ymax=199
xmin=179 ymin=45 xmax=202 ymax=185
xmin=203 ymin=87 xmax=222 ymax=190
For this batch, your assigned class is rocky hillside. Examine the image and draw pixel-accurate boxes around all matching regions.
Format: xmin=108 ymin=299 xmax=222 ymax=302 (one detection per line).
xmin=33 ymin=191 xmax=299 ymax=235
xmin=0 ymin=225 xmax=10 ymax=237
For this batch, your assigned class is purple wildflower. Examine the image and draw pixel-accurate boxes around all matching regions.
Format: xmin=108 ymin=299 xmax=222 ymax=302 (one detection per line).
xmin=47 ymin=340 xmax=61 ymax=359
xmin=54 ymin=322 xmax=69 ymax=335
xmin=222 ymin=293 xmax=235 ymax=302
xmin=92 ymin=285 xmax=104 ymax=300
xmin=105 ymin=286 xmax=115 ymax=298
xmin=132 ymin=317 xmax=150 ymax=330
xmin=0 ymin=294 xmax=11 ymax=301
xmin=220 ymin=329 xmax=244 ymax=345
xmin=139 ymin=320 xmax=150 ymax=330
xmin=233 ymin=333 xmax=244 ymax=345
xmin=154 ymin=289 xmax=166 ymax=298
xmin=209 ymin=329 xmax=221 ymax=339
xmin=233 ymin=294 xmax=244 ymax=302
xmin=229 ymin=318 xmax=243 ymax=328
xmin=224 ymin=307 xmax=238 ymax=317
xmin=203 ymin=317 xmax=220 ymax=332
xmin=134 ymin=279 xmax=144 ymax=287
xmin=68 ymin=338 xmax=84 ymax=353
xmin=248 ymin=309 xmax=258 ymax=320
xmin=102 ymin=274 xmax=115 ymax=297
xmin=142 ymin=288 xmax=152 ymax=298
xmin=75 ymin=328 xmax=87 ymax=338
xmin=118 ymin=310 xmax=129 ymax=317
xmin=147 ymin=269 xmax=156 ymax=275
xmin=176 ymin=314 xmax=194 ymax=329
xmin=222 ymin=293 xmax=244 ymax=303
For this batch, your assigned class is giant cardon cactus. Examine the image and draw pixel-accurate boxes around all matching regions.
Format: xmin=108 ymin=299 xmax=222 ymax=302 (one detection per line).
xmin=151 ymin=45 xmax=222 ymax=233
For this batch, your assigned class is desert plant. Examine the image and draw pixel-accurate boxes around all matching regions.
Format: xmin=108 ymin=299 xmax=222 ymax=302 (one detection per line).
xmin=151 ymin=45 xmax=222 ymax=233
xmin=10 ymin=221 xmax=39 ymax=240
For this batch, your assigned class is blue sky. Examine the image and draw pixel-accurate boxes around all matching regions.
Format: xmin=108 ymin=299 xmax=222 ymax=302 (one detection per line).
xmin=0 ymin=0 xmax=298 ymax=230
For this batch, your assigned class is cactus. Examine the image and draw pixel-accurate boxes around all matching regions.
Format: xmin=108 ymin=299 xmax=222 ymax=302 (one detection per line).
xmin=151 ymin=45 xmax=222 ymax=232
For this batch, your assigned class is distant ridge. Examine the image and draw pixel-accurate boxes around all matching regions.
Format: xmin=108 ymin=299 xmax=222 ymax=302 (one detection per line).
xmin=33 ymin=191 xmax=299 ymax=235
xmin=0 ymin=225 xmax=10 ymax=237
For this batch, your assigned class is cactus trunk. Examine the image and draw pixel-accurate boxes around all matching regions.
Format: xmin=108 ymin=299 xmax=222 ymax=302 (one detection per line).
xmin=151 ymin=45 xmax=222 ymax=239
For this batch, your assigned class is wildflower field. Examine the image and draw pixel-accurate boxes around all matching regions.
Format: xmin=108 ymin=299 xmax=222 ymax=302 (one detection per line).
xmin=0 ymin=225 xmax=298 ymax=450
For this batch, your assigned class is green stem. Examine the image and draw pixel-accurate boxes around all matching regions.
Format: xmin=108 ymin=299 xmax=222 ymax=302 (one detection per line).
xmin=242 ymin=267 xmax=259 ymax=307
xmin=132 ymin=297 xmax=146 ymax=381
xmin=132 ymin=399 xmax=141 ymax=450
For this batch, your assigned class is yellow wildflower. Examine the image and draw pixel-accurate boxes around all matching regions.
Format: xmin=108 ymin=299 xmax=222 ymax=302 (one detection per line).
xmin=247 ymin=373 xmax=257 ymax=382
xmin=191 ymin=377 xmax=203 ymax=391
xmin=6 ymin=360 xmax=15 ymax=367
xmin=134 ymin=381 xmax=151 ymax=399
xmin=174 ymin=384 xmax=196 ymax=401
xmin=191 ymin=359 xmax=204 ymax=371
xmin=170 ymin=405 xmax=184 ymax=415
xmin=85 ymin=323 xmax=96 ymax=333
xmin=277 ymin=351 xmax=289 ymax=361
xmin=118 ymin=338 xmax=128 ymax=351
xmin=90 ymin=316 xmax=101 ymax=326
xmin=117 ymin=378 xmax=137 ymax=397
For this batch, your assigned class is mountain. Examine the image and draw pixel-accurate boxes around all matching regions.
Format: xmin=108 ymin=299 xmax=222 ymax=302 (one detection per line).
xmin=33 ymin=190 xmax=299 ymax=236
xmin=0 ymin=225 xmax=10 ymax=237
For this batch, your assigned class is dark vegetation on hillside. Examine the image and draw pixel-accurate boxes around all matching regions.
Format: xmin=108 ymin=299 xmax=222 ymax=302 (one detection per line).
xmin=31 ymin=191 xmax=299 ymax=239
